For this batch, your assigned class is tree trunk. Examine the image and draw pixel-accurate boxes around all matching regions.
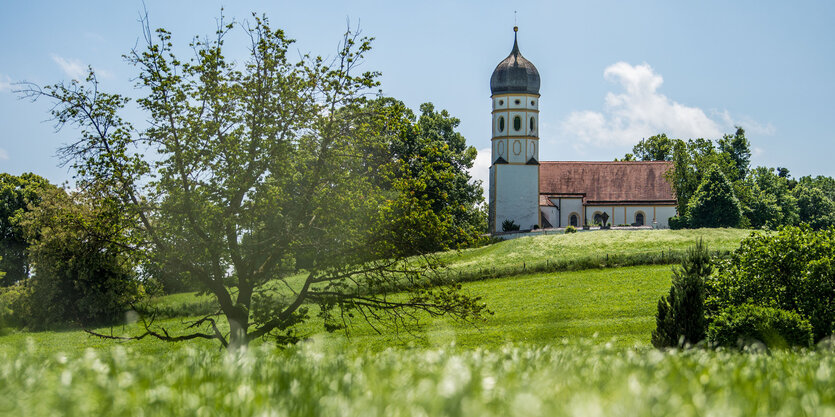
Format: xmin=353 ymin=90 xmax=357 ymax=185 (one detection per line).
xmin=227 ymin=306 xmax=250 ymax=349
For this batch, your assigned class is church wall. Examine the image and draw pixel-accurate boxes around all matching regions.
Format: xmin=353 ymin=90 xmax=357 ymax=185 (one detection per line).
xmin=560 ymin=198 xmax=583 ymax=227
xmin=540 ymin=206 xmax=558 ymax=228
xmin=584 ymin=205 xmax=677 ymax=228
xmin=538 ymin=198 xmax=582 ymax=228
xmin=585 ymin=206 xmax=615 ymax=226
xmin=494 ymin=164 xmax=539 ymax=231
xmin=653 ymin=206 xmax=677 ymax=228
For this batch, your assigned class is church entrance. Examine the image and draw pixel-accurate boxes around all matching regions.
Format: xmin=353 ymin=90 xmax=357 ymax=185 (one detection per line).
xmin=635 ymin=212 xmax=645 ymax=226
xmin=569 ymin=214 xmax=578 ymax=227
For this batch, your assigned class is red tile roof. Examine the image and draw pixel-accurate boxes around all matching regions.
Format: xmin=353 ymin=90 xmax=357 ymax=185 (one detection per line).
xmin=539 ymin=161 xmax=676 ymax=205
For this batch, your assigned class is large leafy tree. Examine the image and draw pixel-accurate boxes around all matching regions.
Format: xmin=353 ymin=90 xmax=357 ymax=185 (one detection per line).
xmin=18 ymin=187 xmax=143 ymax=329
xmin=20 ymin=14 xmax=487 ymax=348
xmin=388 ymin=102 xmax=485 ymax=245
xmin=661 ymin=132 xmax=749 ymax=221
xmin=687 ymin=167 xmax=742 ymax=228
xmin=741 ymin=166 xmax=798 ymax=229
xmin=632 ymin=133 xmax=674 ymax=161
xmin=717 ymin=127 xmax=751 ymax=182
xmin=793 ymin=185 xmax=835 ymax=230
xmin=0 ymin=173 xmax=53 ymax=286
xmin=668 ymin=138 xmax=736 ymax=216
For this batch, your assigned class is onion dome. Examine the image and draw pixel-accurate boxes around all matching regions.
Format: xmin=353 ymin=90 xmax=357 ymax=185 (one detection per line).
xmin=490 ymin=27 xmax=540 ymax=95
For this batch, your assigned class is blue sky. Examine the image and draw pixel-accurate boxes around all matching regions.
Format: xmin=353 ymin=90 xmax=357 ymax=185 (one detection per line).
xmin=1 ymin=1 xmax=833 ymax=189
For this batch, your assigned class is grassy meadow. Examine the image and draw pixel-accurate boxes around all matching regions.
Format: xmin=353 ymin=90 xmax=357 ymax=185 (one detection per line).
xmin=2 ymin=342 xmax=833 ymax=416
xmin=6 ymin=228 xmax=830 ymax=416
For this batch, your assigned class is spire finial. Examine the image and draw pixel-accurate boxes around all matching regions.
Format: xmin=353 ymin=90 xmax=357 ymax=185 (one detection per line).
xmin=511 ymin=12 xmax=519 ymax=57
xmin=514 ymin=11 xmax=518 ymax=33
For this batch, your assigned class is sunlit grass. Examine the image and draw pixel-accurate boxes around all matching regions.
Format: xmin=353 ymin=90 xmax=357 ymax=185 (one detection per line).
xmin=147 ymin=228 xmax=752 ymax=316
xmin=2 ymin=340 xmax=832 ymax=416
xmin=446 ymin=228 xmax=752 ymax=270
xmin=1 ymin=265 xmax=674 ymax=354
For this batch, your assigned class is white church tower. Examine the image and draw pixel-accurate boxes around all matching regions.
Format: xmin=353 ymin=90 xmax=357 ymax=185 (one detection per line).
xmin=488 ymin=26 xmax=541 ymax=233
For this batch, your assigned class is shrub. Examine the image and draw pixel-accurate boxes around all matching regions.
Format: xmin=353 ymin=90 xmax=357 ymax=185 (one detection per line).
xmin=668 ymin=215 xmax=687 ymax=230
xmin=564 ymin=225 xmax=577 ymax=234
xmin=501 ymin=219 xmax=520 ymax=232
xmin=0 ymin=284 xmax=31 ymax=330
xmin=708 ymin=304 xmax=813 ymax=350
xmin=705 ymin=226 xmax=835 ymax=342
xmin=651 ymin=240 xmax=711 ymax=348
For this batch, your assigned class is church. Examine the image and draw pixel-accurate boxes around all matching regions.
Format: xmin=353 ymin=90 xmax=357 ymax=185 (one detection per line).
xmin=487 ymin=27 xmax=678 ymax=234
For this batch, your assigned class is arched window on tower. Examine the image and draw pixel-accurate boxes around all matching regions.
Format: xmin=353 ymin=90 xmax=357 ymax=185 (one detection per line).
xmin=530 ymin=116 xmax=535 ymax=132
xmin=513 ymin=116 xmax=521 ymax=131
xmin=498 ymin=116 xmax=505 ymax=132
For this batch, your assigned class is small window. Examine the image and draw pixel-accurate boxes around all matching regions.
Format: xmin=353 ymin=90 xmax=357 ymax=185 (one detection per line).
xmin=513 ymin=116 xmax=521 ymax=131
xmin=569 ymin=214 xmax=579 ymax=227
xmin=530 ymin=117 xmax=535 ymax=132
xmin=498 ymin=116 xmax=505 ymax=132
xmin=514 ymin=99 xmax=521 ymax=105
xmin=498 ymin=100 xmax=504 ymax=106
xmin=635 ymin=212 xmax=645 ymax=226
xmin=531 ymin=100 xmax=535 ymax=106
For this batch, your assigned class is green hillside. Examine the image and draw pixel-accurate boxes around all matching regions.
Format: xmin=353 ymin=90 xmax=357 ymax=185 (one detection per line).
xmin=0 ymin=228 xmax=754 ymax=355
xmin=0 ymin=264 xmax=674 ymax=354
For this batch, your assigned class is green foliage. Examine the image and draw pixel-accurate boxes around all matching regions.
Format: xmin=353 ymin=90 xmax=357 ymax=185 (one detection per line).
xmin=705 ymin=226 xmax=835 ymax=342
xmin=739 ymin=166 xmax=798 ymax=229
xmin=384 ymin=101 xmax=485 ymax=249
xmin=501 ymin=219 xmax=520 ymax=232
xmin=793 ymin=184 xmax=835 ymax=230
xmin=22 ymin=14 xmax=486 ymax=347
xmin=717 ymin=127 xmax=751 ymax=181
xmin=652 ymin=240 xmax=711 ymax=348
xmin=0 ymin=173 xmax=53 ymax=286
xmin=0 ymin=284 xmax=30 ymax=331
xmin=18 ymin=188 xmax=143 ymax=329
xmin=687 ymin=168 xmax=741 ymax=228
xmin=708 ymin=304 xmax=813 ymax=350
xmin=668 ymin=215 xmax=687 ymax=230
xmin=798 ymin=175 xmax=835 ymax=202
xmin=664 ymin=130 xmax=750 ymax=220
xmin=2 ymin=343 xmax=835 ymax=416
xmin=631 ymin=133 xmax=674 ymax=161
xmin=564 ymin=225 xmax=577 ymax=234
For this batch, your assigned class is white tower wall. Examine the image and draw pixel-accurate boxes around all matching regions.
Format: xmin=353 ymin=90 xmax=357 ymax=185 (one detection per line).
xmin=489 ymin=93 xmax=541 ymax=232
xmin=492 ymin=164 xmax=539 ymax=230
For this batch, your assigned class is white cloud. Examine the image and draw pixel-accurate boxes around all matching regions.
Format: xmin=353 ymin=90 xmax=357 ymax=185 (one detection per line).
xmin=0 ymin=74 xmax=11 ymax=92
xmin=561 ymin=62 xmax=725 ymax=149
xmin=468 ymin=147 xmax=491 ymax=199
xmin=51 ymin=54 xmax=86 ymax=81
xmin=0 ymin=148 xmax=8 ymax=160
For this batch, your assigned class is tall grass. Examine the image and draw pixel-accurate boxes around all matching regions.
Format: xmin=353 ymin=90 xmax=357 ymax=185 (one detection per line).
xmin=2 ymin=340 xmax=833 ymax=416
xmin=442 ymin=248 xmax=732 ymax=284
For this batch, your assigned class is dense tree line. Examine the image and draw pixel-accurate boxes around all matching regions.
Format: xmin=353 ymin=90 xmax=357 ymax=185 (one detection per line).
xmin=623 ymin=128 xmax=835 ymax=230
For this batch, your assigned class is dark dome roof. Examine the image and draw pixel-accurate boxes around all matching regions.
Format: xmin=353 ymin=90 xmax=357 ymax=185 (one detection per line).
xmin=490 ymin=30 xmax=540 ymax=96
